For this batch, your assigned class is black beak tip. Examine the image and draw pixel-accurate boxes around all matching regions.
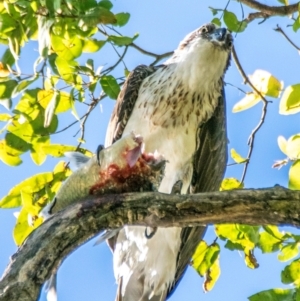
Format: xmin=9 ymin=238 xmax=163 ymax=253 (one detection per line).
xmin=216 ymin=27 xmax=227 ymax=41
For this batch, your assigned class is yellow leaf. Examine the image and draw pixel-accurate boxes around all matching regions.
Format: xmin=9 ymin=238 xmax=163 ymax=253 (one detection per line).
xmin=277 ymin=135 xmax=287 ymax=155
xmin=230 ymin=148 xmax=247 ymax=163
xmin=232 ymin=92 xmax=261 ymax=113
xmin=220 ymin=178 xmax=243 ymax=191
xmin=0 ymin=62 xmax=10 ymax=77
xmin=249 ymin=69 xmax=283 ymax=98
xmin=13 ymin=207 xmax=43 ymax=246
xmin=203 ymin=258 xmax=221 ymax=292
xmin=289 ymin=160 xmax=300 ymax=190
xmin=280 ymin=84 xmax=300 ymax=115
xmin=286 ymin=134 xmax=300 ymax=160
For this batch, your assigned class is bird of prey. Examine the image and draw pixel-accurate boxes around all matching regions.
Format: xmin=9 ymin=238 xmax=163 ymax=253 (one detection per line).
xmin=105 ymin=23 xmax=233 ymax=301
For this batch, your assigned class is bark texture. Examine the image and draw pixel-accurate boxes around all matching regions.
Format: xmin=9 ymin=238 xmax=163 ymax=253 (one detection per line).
xmin=0 ymin=186 xmax=300 ymax=301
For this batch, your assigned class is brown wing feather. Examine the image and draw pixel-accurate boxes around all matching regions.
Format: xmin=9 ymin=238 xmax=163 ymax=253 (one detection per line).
xmin=105 ymin=65 xmax=158 ymax=146
xmin=169 ymin=90 xmax=227 ymax=296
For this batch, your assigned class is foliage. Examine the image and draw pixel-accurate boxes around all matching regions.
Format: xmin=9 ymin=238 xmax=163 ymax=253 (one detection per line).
xmin=0 ymin=1 xmax=300 ymax=301
xmin=0 ymin=0 xmax=131 ymax=243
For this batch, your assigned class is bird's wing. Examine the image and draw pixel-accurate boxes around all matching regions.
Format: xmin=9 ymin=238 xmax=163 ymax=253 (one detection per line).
xmin=168 ymin=88 xmax=227 ymax=296
xmin=190 ymin=88 xmax=228 ymax=194
xmin=105 ymin=64 xmax=158 ymax=146
xmin=105 ymin=64 xmax=159 ymax=252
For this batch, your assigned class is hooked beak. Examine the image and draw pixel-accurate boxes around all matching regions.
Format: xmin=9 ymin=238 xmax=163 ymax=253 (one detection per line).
xmin=212 ymin=27 xmax=227 ymax=42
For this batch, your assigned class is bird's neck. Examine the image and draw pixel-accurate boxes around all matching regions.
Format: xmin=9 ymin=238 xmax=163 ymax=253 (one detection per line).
xmin=166 ymin=42 xmax=228 ymax=92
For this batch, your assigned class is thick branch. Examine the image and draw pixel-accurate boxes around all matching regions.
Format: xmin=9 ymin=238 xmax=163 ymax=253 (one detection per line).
xmin=1 ymin=186 xmax=300 ymax=301
xmin=239 ymin=0 xmax=299 ymax=16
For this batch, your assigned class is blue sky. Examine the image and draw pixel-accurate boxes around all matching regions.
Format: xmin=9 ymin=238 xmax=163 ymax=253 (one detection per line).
xmin=1 ymin=0 xmax=300 ymax=300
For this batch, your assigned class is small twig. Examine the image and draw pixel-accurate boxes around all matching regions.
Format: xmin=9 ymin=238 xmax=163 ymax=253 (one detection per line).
xmin=232 ymin=46 xmax=269 ymax=183
xmin=52 ymin=114 xmax=88 ymax=135
xmin=225 ymin=82 xmax=248 ymax=94
xmin=240 ymin=100 xmax=268 ymax=183
xmin=244 ymin=12 xmax=270 ymax=23
xmin=150 ymin=51 xmax=173 ymax=66
xmin=220 ymin=0 xmax=231 ymax=20
xmin=232 ymin=46 xmax=268 ymax=104
xmin=75 ymin=92 xmax=106 ymax=150
xmin=227 ymin=162 xmax=239 ymax=167
xmin=98 ymin=26 xmax=173 ymax=65
xmin=275 ymin=24 xmax=300 ymax=51
xmin=103 ymin=46 xmax=128 ymax=74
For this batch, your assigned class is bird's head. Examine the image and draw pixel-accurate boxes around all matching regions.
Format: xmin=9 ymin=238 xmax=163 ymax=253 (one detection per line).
xmin=178 ymin=23 xmax=233 ymax=53
xmin=168 ymin=23 xmax=233 ymax=79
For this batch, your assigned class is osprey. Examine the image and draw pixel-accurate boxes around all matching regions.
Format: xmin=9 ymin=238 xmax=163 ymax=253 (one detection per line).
xmin=105 ymin=23 xmax=232 ymax=301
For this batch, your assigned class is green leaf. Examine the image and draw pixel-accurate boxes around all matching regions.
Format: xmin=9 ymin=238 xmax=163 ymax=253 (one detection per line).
xmin=13 ymin=207 xmax=43 ymax=246
xmin=5 ymin=132 xmax=30 ymax=154
xmin=249 ymin=288 xmax=296 ymax=301
xmin=80 ymin=6 xmax=116 ymax=27
xmin=100 ymin=75 xmax=120 ymax=99
xmin=280 ymin=84 xmax=300 ymax=115
xmin=258 ymin=231 xmax=282 ymax=253
xmin=236 ymin=225 xmax=260 ymax=244
xmin=51 ymin=33 xmax=83 ymax=60
xmin=115 ymin=13 xmax=130 ymax=27
xmin=215 ymin=224 xmax=257 ymax=250
xmin=42 ymin=144 xmax=77 ymax=157
xmin=98 ymin=0 xmax=113 ymax=10
xmin=278 ymin=244 xmax=299 ymax=262
xmin=30 ymin=136 xmax=49 ymax=165
xmin=0 ymin=146 xmax=22 ymax=166
xmin=82 ymin=39 xmax=105 ymax=53
xmin=55 ymin=57 xmax=78 ymax=84
xmin=12 ymin=76 xmax=38 ymax=98
xmin=209 ymin=7 xmax=219 ymax=16
xmin=230 ymin=148 xmax=248 ymax=163
xmin=281 ymin=258 xmax=300 ymax=286
xmin=108 ymin=35 xmax=135 ymax=46
xmin=0 ymin=172 xmax=53 ymax=208
xmin=192 ymin=240 xmax=208 ymax=272
xmin=192 ymin=242 xmax=220 ymax=277
xmin=223 ymin=10 xmax=247 ymax=33
xmin=220 ymin=177 xmax=243 ymax=190
xmin=289 ymin=160 xmax=300 ymax=190
xmin=0 ymin=14 xmax=17 ymax=34
xmin=1 ymin=48 xmax=15 ymax=67
xmin=264 ymin=225 xmax=285 ymax=240
xmin=211 ymin=18 xmax=221 ymax=26
xmin=293 ymin=17 xmax=300 ymax=32
xmin=0 ymin=79 xmax=17 ymax=101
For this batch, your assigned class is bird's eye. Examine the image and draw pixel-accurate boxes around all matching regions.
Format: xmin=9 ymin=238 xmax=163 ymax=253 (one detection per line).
xmin=200 ymin=26 xmax=208 ymax=34
xmin=227 ymin=40 xmax=233 ymax=48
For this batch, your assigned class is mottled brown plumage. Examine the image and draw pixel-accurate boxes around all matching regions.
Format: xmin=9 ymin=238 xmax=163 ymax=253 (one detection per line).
xmin=105 ymin=23 xmax=232 ymax=301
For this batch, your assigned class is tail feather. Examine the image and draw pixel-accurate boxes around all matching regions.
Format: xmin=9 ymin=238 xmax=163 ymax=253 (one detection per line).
xmin=115 ymin=274 xmax=168 ymax=301
xmin=45 ymin=273 xmax=57 ymax=301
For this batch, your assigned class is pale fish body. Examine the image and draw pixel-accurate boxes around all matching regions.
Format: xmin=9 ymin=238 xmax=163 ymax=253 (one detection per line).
xmin=41 ymin=132 xmax=165 ymax=218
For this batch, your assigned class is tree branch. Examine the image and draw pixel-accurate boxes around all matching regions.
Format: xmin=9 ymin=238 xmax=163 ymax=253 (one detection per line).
xmin=239 ymin=0 xmax=299 ymax=16
xmin=1 ymin=186 xmax=300 ymax=301
xmin=275 ymin=24 xmax=300 ymax=51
